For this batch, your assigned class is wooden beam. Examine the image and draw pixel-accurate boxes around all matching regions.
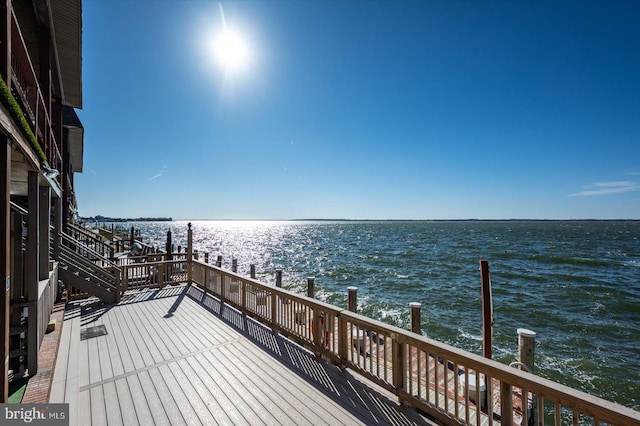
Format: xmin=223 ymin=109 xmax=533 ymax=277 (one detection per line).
xmin=27 ymin=170 xmax=38 ymax=375
xmin=38 ymin=184 xmax=49 ymax=280
xmin=0 ymin=135 xmax=10 ymax=402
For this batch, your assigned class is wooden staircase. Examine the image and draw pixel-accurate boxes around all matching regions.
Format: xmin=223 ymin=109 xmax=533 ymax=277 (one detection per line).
xmin=58 ymin=232 xmax=121 ymax=304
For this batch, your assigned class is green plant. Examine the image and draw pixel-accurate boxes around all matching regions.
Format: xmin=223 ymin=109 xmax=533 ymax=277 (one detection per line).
xmin=0 ymin=75 xmax=48 ymax=165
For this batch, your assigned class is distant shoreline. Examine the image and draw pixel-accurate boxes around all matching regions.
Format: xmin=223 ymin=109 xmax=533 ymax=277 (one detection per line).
xmin=82 ymin=216 xmax=173 ymax=223
xmin=92 ymin=218 xmax=640 ymax=223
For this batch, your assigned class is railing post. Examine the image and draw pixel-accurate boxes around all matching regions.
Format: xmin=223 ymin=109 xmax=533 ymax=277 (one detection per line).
xmin=270 ymin=268 xmax=278 ymax=329
xmin=307 ymin=277 xmax=314 ymax=298
xmin=500 ymin=382 xmax=514 ymax=425
xmin=187 ymin=223 xmax=193 ymax=285
xmin=122 ymin=265 xmax=129 ymax=292
xmin=338 ymin=315 xmax=347 ymax=367
xmin=275 ymin=269 xmax=282 ymax=288
xmin=392 ymin=338 xmax=405 ymax=401
xmin=115 ymin=268 xmax=121 ymax=303
xmin=348 ymin=286 xmax=357 ymax=312
xmin=410 ymin=302 xmax=421 ymax=334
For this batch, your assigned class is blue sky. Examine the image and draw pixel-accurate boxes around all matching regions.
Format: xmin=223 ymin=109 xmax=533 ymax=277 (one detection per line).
xmin=76 ymin=0 xmax=640 ymax=220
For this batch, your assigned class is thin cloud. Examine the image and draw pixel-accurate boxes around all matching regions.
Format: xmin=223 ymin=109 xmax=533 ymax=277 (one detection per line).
xmin=569 ymin=181 xmax=640 ymax=197
xmin=147 ymin=164 xmax=167 ymax=181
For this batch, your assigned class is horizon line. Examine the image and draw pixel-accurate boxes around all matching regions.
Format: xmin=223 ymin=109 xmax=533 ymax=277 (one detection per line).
xmin=81 ymin=217 xmax=640 ymax=222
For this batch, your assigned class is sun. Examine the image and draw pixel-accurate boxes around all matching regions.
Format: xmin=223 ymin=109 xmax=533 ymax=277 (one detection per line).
xmin=213 ymin=29 xmax=250 ymax=72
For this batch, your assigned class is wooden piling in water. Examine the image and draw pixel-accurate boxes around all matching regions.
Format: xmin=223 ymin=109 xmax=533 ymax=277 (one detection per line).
xmin=166 ymin=230 xmax=172 ymax=261
xmin=307 ymin=277 xmax=314 ymax=298
xmin=232 ymin=259 xmax=238 ymax=273
xmin=410 ymin=302 xmax=421 ymax=334
xmin=348 ymin=287 xmax=357 ymax=312
xmin=216 ymin=255 xmax=222 ymax=267
xmin=275 ymin=269 xmax=282 ymax=288
xmin=480 ymin=259 xmax=493 ymax=359
xmin=518 ymin=328 xmax=536 ymax=373
xmin=250 ymin=264 xmax=256 ymax=279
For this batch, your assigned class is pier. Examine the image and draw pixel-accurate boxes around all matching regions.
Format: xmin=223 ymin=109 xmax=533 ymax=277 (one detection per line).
xmin=43 ymin=223 xmax=640 ymax=425
xmin=50 ymin=285 xmax=429 ymax=425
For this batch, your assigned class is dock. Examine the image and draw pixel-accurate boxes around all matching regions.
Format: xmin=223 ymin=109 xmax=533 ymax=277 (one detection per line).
xmin=50 ymin=284 xmax=432 ymax=425
xmin=42 ymin=223 xmax=640 ymax=426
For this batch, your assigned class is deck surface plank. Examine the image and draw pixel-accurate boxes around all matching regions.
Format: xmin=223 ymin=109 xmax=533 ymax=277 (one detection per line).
xmin=51 ymin=285 xmax=431 ymax=426
xmin=125 ymin=374 xmax=156 ymax=426
xmin=102 ymin=381 xmax=123 ymax=426
xmin=49 ymin=304 xmax=73 ymax=403
xmin=144 ymin=368 xmax=185 ymax=426
xmin=65 ymin=313 xmax=81 ymax=426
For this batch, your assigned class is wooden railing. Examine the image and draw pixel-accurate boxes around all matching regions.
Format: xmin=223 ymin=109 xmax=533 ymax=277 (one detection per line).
xmin=9 ymin=8 xmax=61 ymax=172
xmin=67 ymin=223 xmax=114 ymax=258
xmin=190 ymin=259 xmax=640 ymax=426
xmin=121 ymin=260 xmax=188 ymax=292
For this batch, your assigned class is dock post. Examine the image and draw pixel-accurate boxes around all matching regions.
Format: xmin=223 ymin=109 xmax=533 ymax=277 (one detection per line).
xmin=410 ymin=302 xmax=421 ymax=334
xmin=216 ymin=255 xmax=222 ymax=267
xmin=480 ymin=259 xmax=493 ymax=359
xmin=187 ymin=223 xmax=193 ymax=284
xmin=517 ymin=328 xmax=536 ymax=373
xmin=232 ymin=259 xmax=238 ymax=273
xmin=275 ymin=269 xmax=282 ymax=288
xmin=130 ymin=226 xmax=134 ymax=247
xmin=518 ymin=328 xmax=537 ymax=425
xmin=204 ymin=253 xmax=209 ymax=264
xmin=166 ymin=230 xmax=173 ymax=261
xmin=348 ymin=287 xmax=357 ymax=312
xmin=307 ymin=277 xmax=314 ymax=298
xmin=250 ymin=264 xmax=256 ymax=279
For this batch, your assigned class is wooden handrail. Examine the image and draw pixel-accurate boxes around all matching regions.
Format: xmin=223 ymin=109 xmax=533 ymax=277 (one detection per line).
xmin=60 ymin=232 xmax=119 ymax=270
xmin=187 ymin=259 xmax=640 ymax=426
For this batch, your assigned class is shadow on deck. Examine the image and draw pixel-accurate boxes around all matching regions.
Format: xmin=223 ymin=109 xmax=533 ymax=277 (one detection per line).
xmin=50 ymin=284 xmax=434 ymax=426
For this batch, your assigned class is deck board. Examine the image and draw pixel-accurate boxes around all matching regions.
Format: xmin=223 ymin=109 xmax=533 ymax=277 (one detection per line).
xmin=50 ymin=284 xmax=432 ymax=425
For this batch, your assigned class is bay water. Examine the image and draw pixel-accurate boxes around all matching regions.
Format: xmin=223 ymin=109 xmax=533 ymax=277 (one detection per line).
xmin=126 ymin=220 xmax=639 ymax=411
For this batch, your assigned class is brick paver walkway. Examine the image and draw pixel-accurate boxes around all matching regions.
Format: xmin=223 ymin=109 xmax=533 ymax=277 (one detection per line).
xmin=21 ymin=295 xmax=67 ymax=403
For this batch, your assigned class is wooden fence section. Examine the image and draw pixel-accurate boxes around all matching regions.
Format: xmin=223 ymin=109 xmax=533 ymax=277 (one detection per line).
xmin=191 ymin=260 xmax=640 ymax=426
xmin=121 ymin=260 xmax=188 ymax=292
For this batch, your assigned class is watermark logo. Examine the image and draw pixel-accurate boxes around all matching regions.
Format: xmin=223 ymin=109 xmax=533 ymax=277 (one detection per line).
xmin=1 ymin=404 xmax=68 ymax=425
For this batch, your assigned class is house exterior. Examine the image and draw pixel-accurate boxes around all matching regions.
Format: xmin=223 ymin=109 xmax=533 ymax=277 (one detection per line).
xmin=0 ymin=0 xmax=83 ymax=402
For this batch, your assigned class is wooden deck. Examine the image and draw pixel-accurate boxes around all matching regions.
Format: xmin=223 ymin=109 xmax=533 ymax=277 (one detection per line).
xmin=50 ymin=284 xmax=433 ymax=425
